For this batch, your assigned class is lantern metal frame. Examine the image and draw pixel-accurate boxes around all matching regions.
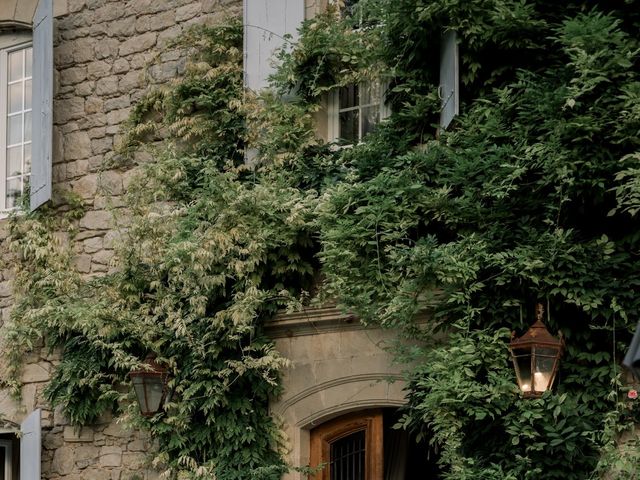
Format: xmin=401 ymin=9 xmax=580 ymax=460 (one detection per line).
xmin=129 ymin=355 xmax=169 ymax=417
xmin=509 ymin=303 xmax=564 ymax=398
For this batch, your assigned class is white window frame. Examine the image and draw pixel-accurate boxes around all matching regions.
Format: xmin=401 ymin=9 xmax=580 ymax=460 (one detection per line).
xmin=0 ymin=34 xmax=32 ymax=215
xmin=328 ymin=81 xmax=390 ymax=145
xmin=0 ymin=439 xmax=13 ymax=480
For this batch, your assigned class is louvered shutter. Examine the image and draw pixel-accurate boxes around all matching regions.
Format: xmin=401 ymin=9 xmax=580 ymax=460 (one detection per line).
xmin=30 ymin=0 xmax=53 ymax=211
xmin=20 ymin=409 xmax=41 ymax=480
xmin=439 ymin=30 xmax=459 ymax=130
xmin=243 ymin=0 xmax=304 ymax=92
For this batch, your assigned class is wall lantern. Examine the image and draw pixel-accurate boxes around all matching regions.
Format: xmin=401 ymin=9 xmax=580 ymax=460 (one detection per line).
xmin=129 ymin=355 xmax=169 ymax=417
xmin=509 ymin=303 xmax=564 ymax=397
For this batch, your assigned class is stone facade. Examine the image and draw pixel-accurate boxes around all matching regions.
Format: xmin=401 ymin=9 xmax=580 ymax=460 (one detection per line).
xmin=0 ymin=0 xmax=411 ymax=478
xmin=0 ymin=1 xmax=241 ymax=478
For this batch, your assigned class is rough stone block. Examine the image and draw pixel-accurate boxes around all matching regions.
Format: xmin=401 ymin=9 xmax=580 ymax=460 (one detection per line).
xmin=75 ymin=81 xmax=94 ymax=97
xmin=113 ymin=58 xmax=130 ymax=74
xmin=73 ymin=173 xmax=98 ymax=199
xmin=0 ymin=281 xmax=11 ymax=298
xmin=119 ymin=32 xmax=157 ymax=56
xmin=61 ymin=66 xmax=88 ymax=85
xmin=95 ymin=38 xmax=120 ymax=60
xmin=87 ymin=61 xmax=112 ymax=80
xmin=73 ymin=254 xmax=92 ymax=273
xmin=92 ymin=249 xmax=114 ymax=266
xmin=73 ymin=38 xmax=95 ymax=63
xmin=91 ymin=136 xmax=113 ymax=155
xmin=99 ymin=170 xmax=123 ymax=195
xmin=133 ymin=0 xmax=170 ymax=15
xmin=118 ymin=71 xmax=141 ymax=91
xmin=80 ymin=210 xmax=112 ymax=230
xmin=55 ymin=97 xmax=85 ymax=123
xmin=176 ymin=3 xmax=200 ymax=22
xmin=96 ymin=76 xmax=119 ymax=96
xmin=103 ymin=422 xmax=133 ymax=438
xmin=52 ymin=446 xmax=75 ymax=475
xmin=99 ymin=446 xmax=123 ymax=467
xmin=84 ymin=97 xmax=104 ymax=116
xmin=136 ymin=11 xmax=174 ymax=32
xmin=21 ymin=362 xmax=51 ymax=383
xmin=109 ymin=16 xmax=136 ymax=37
xmin=107 ymin=108 xmax=130 ymax=125
xmin=65 ymin=131 xmax=92 ymax=160
xmin=83 ymin=236 xmax=103 ymax=254
xmin=64 ymin=426 xmax=95 ymax=443
xmin=105 ymin=95 xmax=131 ymax=111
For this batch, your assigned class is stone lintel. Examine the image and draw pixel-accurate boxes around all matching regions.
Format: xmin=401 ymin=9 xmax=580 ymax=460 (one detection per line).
xmin=265 ymin=304 xmax=360 ymax=338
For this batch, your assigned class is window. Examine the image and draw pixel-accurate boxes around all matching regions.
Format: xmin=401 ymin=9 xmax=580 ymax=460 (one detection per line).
xmin=328 ymin=81 xmax=390 ymax=145
xmin=0 ymin=39 xmax=33 ymax=211
xmin=0 ymin=0 xmax=53 ymax=215
xmin=0 ymin=437 xmax=18 ymax=480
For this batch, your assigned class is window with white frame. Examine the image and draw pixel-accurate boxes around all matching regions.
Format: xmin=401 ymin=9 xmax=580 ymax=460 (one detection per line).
xmin=0 ymin=0 xmax=53 ymax=216
xmin=328 ymin=81 xmax=389 ymax=145
xmin=0 ymin=438 xmax=15 ymax=480
xmin=0 ymin=38 xmax=32 ymax=211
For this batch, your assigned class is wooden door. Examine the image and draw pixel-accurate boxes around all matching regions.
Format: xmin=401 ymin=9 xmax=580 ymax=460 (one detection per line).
xmin=309 ymin=409 xmax=383 ymax=480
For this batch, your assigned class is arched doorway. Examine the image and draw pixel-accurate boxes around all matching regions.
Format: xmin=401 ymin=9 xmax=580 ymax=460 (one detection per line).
xmin=309 ymin=409 xmax=441 ymax=480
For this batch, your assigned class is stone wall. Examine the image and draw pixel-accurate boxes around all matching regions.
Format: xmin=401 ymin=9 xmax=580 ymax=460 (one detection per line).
xmin=0 ymin=1 xmax=240 ymax=478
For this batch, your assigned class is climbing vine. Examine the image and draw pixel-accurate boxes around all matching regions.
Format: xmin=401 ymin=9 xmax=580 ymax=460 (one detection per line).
xmin=2 ymin=0 xmax=640 ymax=479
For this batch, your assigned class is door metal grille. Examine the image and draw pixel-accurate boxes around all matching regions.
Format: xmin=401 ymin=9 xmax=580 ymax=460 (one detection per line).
xmin=329 ymin=429 xmax=366 ymax=480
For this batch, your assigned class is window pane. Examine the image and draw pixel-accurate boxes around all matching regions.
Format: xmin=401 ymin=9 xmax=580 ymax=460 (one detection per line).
xmin=361 ymin=106 xmax=380 ymax=138
xmin=24 ymin=111 xmax=32 ymax=142
xmin=330 ymin=429 xmax=365 ymax=480
xmin=7 ymin=115 xmax=22 ymax=145
xmin=534 ymin=354 xmax=556 ymax=391
xmin=339 ymin=110 xmax=358 ymax=144
xmin=25 ymin=47 xmax=33 ymax=77
xmin=0 ymin=446 xmax=5 ymax=480
xmin=340 ymin=84 xmax=358 ymax=110
xmin=8 ymin=82 xmax=22 ymax=113
xmin=514 ymin=353 xmax=532 ymax=392
xmin=360 ymin=81 xmax=381 ymax=106
xmin=24 ymin=143 xmax=32 ymax=170
xmin=7 ymin=145 xmax=22 ymax=177
xmin=6 ymin=177 xmax=22 ymax=209
xmin=25 ymin=79 xmax=32 ymax=110
xmin=8 ymin=50 xmax=23 ymax=82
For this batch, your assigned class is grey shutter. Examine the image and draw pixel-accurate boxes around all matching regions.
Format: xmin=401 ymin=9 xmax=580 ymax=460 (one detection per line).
xmin=439 ymin=30 xmax=459 ymax=130
xmin=624 ymin=321 xmax=640 ymax=379
xmin=243 ymin=0 xmax=304 ymax=92
xmin=30 ymin=0 xmax=53 ymax=211
xmin=20 ymin=409 xmax=41 ymax=480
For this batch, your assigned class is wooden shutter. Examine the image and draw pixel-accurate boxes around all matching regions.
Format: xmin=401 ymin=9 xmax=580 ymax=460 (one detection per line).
xmin=30 ymin=0 xmax=53 ymax=211
xmin=439 ymin=30 xmax=459 ymax=130
xmin=20 ymin=409 xmax=41 ymax=480
xmin=243 ymin=0 xmax=305 ymax=92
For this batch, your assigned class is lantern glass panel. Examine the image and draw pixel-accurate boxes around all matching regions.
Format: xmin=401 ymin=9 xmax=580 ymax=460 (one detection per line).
xmin=533 ymin=347 xmax=558 ymax=392
xmin=512 ymin=349 xmax=532 ymax=393
xmin=132 ymin=375 xmax=165 ymax=415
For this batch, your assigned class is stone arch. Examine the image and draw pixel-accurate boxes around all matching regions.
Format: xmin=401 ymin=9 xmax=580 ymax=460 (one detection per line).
xmin=267 ymin=310 xmax=410 ymax=480
xmin=0 ymin=0 xmax=38 ymax=29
